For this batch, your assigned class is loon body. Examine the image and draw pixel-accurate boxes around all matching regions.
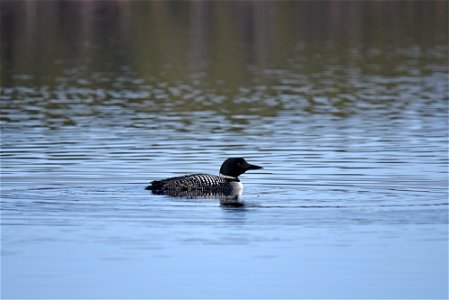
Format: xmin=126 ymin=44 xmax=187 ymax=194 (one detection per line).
xmin=146 ymin=158 xmax=262 ymax=199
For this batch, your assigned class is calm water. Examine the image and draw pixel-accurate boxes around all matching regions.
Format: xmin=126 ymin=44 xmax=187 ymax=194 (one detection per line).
xmin=1 ymin=1 xmax=448 ymax=299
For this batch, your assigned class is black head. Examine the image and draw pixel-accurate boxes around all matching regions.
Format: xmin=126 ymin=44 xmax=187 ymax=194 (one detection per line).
xmin=219 ymin=157 xmax=263 ymax=178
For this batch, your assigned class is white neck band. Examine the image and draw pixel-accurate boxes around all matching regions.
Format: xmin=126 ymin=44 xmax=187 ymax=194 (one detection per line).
xmin=219 ymin=173 xmax=238 ymax=180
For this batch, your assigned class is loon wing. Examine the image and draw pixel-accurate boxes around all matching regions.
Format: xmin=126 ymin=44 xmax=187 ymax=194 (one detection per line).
xmin=146 ymin=174 xmax=227 ymax=191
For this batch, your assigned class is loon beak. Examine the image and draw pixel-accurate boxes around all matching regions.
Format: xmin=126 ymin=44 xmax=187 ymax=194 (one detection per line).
xmin=247 ymin=163 xmax=263 ymax=170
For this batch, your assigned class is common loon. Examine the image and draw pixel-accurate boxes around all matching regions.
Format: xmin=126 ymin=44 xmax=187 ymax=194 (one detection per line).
xmin=145 ymin=158 xmax=262 ymax=199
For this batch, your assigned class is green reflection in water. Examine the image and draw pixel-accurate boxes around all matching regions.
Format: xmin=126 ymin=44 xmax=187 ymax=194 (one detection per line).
xmin=0 ymin=1 xmax=447 ymax=128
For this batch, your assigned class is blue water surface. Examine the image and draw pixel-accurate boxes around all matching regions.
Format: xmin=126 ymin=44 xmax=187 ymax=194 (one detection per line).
xmin=1 ymin=1 xmax=448 ymax=299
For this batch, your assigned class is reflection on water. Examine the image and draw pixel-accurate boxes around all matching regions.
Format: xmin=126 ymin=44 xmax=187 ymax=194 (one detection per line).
xmin=1 ymin=1 xmax=448 ymax=129
xmin=1 ymin=1 xmax=448 ymax=299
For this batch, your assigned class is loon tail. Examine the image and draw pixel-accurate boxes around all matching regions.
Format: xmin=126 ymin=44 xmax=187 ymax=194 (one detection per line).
xmin=145 ymin=180 xmax=163 ymax=190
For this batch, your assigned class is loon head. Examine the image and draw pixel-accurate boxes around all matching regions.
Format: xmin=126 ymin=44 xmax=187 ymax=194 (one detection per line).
xmin=219 ymin=157 xmax=263 ymax=179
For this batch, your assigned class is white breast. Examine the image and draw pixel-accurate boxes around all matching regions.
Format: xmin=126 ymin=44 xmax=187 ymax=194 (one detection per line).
xmin=230 ymin=181 xmax=244 ymax=197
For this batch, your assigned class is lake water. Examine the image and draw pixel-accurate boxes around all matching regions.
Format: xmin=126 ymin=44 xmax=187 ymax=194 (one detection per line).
xmin=1 ymin=1 xmax=448 ymax=299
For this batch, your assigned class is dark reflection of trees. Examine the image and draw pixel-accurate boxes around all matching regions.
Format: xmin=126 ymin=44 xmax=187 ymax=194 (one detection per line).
xmin=2 ymin=1 xmax=446 ymax=81
xmin=0 ymin=1 xmax=447 ymax=127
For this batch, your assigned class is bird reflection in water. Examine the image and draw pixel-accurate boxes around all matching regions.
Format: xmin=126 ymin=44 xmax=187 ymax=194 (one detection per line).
xmin=151 ymin=188 xmax=245 ymax=208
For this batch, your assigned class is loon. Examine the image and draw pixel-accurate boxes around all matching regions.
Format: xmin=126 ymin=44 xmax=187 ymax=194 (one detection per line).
xmin=145 ymin=158 xmax=262 ymax=199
